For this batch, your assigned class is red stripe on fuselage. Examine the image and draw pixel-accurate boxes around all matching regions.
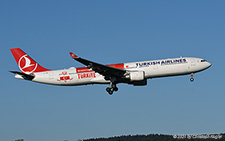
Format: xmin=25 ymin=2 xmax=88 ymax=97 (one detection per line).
xmin=76 ymin=67 xmax=93 ymax=73
xmin=76 ymin=63 xmax=124 ymax=73
xmin=107 ymin=63 xmax=124 ymax=69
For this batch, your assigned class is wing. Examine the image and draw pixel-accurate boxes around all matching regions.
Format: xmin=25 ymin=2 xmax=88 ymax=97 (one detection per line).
xmin=69 ymin=52 xmax=126 ymax=78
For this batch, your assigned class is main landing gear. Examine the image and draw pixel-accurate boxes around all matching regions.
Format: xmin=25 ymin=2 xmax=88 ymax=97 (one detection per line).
xmin=190 ymin=73 xmax=194 ymax=82
xmin=106 ymin=83 xmax=118 ymax=95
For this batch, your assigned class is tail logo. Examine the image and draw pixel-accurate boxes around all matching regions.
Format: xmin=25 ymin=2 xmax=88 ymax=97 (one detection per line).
xmin=18 ymin=55 xmax=38 ymax=73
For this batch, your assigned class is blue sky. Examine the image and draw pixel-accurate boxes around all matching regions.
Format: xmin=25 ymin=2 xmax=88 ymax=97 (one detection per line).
xmin=1 ymin=0 xmax=225 ymax=141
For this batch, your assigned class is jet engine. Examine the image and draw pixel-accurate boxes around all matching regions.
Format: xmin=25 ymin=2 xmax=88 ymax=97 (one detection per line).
xmin=125 ymin=71 xmax=147 ymax=86
xmin=129 ymin=71 xmax=145 ymax=81
xmin=126 ymin=71 xmax=147 ymax=86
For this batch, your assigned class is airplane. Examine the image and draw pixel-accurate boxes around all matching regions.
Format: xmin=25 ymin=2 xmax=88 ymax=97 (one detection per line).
xmin=10 ymin=48 xmax=211 ymax=95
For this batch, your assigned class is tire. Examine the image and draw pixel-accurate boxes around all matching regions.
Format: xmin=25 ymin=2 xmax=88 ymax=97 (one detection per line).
xmin=113 ymin=87 xmax=118 ymax=92
xmin=112 ymin=84 xmax=116 ymax=89
xmin=106 ymin=87 xmax=111 ymax=92
xmin=109 ymin=91 xmax=113 ymax=95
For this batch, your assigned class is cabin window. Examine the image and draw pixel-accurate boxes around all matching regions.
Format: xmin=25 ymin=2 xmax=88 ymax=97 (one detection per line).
xmin=201 ymin=60 xmax=206 ymax=62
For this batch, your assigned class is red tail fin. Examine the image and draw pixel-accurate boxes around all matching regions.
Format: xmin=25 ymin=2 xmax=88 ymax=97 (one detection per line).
xmin=10 ymin=48 xmax=50 ymax=74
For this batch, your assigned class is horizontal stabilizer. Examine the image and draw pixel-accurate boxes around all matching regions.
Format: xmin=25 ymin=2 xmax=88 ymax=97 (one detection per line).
xmin=10 ymin=71 xmax=35 ymax=80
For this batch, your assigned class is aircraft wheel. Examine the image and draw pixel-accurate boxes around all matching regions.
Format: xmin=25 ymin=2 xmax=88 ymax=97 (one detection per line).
xmin=112 ymin=84 xmax=116 ymax=89
xmin=113 ymin=87 xmax=118 ymax=92
xmin=106 ymin=87 xmax=111 ymax=92
xmin=108 ymin=90 xmax=113 ymax=95
xmin=190 ymin=78 xmax=194 ymax=82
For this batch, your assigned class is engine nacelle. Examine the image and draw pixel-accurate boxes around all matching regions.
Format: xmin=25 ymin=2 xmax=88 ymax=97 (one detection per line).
xmin=129 ymin=71 xmax=145 ymax=81
xmin=133 ymin=79 xmax=147 ymax=86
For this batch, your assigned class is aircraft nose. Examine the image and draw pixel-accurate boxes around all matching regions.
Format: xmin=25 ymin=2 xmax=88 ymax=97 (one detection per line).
xmin=207 ymin=62 xmax=212 ymax=68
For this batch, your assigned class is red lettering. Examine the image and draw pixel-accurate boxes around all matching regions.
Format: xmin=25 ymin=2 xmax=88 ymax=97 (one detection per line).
xmin=77 ymin=73 xmax=96 ymax=79
xmin=59 ymin=76 xmax=71 ymax=80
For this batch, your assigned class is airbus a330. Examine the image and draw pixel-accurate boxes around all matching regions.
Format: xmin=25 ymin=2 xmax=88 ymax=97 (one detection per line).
xmin=10 ymin=48 xmax=211 ymax=95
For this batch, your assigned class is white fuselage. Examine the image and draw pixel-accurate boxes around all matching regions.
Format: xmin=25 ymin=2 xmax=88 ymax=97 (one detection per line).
xmin=18 ymin=57 xmax=211 ymax=86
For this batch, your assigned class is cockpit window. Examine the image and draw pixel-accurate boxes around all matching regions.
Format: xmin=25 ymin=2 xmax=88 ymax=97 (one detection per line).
xmin=201 ymin=60 xmax=207 ymax=62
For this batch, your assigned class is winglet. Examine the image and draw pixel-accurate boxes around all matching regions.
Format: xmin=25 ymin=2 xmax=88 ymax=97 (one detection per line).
xmin=69 ymin=52 xmax=79 ymax=59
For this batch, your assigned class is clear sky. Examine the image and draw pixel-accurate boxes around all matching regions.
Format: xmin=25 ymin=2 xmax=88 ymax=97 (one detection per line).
xmin=1 ymin=0 xmax=225 ymax=141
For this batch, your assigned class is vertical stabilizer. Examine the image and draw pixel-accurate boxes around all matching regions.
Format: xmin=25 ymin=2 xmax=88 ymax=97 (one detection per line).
xmin=10 ymin=48 xmax=50 ymax=74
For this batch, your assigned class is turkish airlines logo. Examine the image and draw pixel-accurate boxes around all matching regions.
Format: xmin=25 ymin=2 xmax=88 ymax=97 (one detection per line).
xmin=18 ymin=55 xmax=38 ymax=73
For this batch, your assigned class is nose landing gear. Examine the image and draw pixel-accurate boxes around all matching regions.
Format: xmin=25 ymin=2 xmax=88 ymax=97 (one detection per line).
xmin=190 ymin=73 xmax=194 ymax=82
